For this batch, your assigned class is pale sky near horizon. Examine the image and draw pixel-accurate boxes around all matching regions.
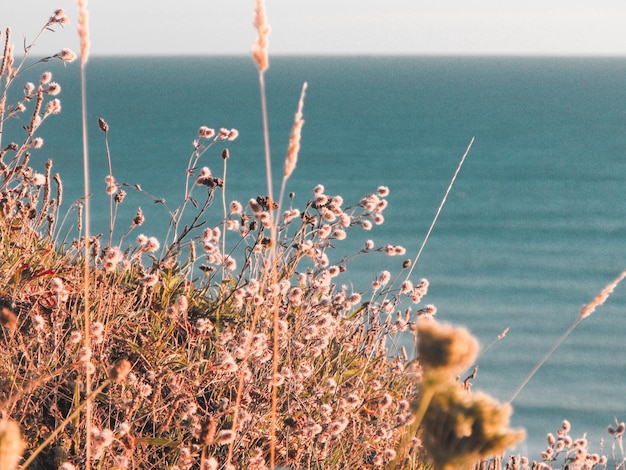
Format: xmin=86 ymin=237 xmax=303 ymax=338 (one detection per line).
xmin=3 ymin=1 xmax=626 ymax=57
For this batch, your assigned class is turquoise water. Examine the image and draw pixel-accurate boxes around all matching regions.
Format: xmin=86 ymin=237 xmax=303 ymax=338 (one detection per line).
xmin=15 ymin=56 xmax=626 ymax=456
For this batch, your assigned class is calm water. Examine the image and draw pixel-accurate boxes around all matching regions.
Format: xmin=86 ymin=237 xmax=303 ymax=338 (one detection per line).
xmin=15 ymin=56 xmax=626 ymax=456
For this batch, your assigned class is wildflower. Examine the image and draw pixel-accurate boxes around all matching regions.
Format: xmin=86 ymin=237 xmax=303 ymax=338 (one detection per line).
xmin=327 ymin=265 xmax=341 ymax=277
xmin=318 ymin=224 xmax=332 ymax=240
xmin=342 ymin=393 xmax=361 ymax=410
xmin=280 ymin=208 xmax=298 ymax=224
xmin=377 ymin=185 xmax=390 ymax=197
xmin=24 ymin=82 xmax=35 ymax=96
xmin=218 ymin=354 xmax=238 ymax=373
xmin=196 ymin=166 xmax=213 ymax=185
xmin=400 ymin=280 xmax=413 ymax=294
xmin=204 ymin=457 xmax=219 ymax=470
xmin=91 ymin=428 xmax=114 ymax=459
xmin=32 ymin=314 xmax=45 ymax=332
xmin=332 ymin=228 xmax=347 ymax=240
xmin=247 ymin=278 xmax=261 ymax=293
xmin=103 ymin=246 xmax=123 ymax=272
xmin=315 ymin=194 xmax=329 ymax=206
xmin=198 ymin=126 xmax=215 ymax=139
xmin=133 ymin=208 xmax=145 ymax=226
xmin=227 ymin=128 xmax=239 ymax=140
xmin=321 ymin=207 xmax=336 ymax=222
xmin=336 ymin=213 xmax=351 ymax=228
xmin=378 ymin=393 xmax=393 ymax=411
xmin=58 ymin=48 xmax=77 ymax=62
xmin=45 ymin=98 xmax=62 ymax=115
xmin=46 ymin=82 xmax=61 ymax=95
xmin=40 ymin=71 xmax=52 ymax=85
xmin=225 ymin=219 xmax=239 ymax=231
xmin=91 ymin=321 xmax=105 ymax=344
xmin=50 ymin=8 xmax=70 ymax=25
xmin=140 ymin=236 xmax=160 ymax=252
xmin=217 ymin=128 xmax=230 ymax=140
xmin=31 ymin=137 xmax=44 ymax=148
xmin=608 ymin=420 xmax=625 ymax=437
xmin=138 ymin=382 xmax=152 ymax=398
xmin=303 ymin=421 xmax=323 ymax=438
xmin=229 ymin=200 xmax=242 ymax=214
xmin=288 ymin=287 xmax=303 ymax=306
xmin=323 ymin=378 xmax=337 ymax=393
xmin=32 ymin=173 xmax=46 ymax=186
xmin=417 ymin=304 xmax=437 ymax=318
xmin=105 ymin=184 xmax=117 ymax=196
xmin=327 ymin=416 xmax=349 ymax=436
xmin=69 ymin=331 xmax=82 ymax=344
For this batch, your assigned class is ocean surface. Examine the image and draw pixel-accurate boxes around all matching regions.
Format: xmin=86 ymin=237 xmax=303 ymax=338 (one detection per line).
xmin=13 ymin=55 xmax=626 ymax=457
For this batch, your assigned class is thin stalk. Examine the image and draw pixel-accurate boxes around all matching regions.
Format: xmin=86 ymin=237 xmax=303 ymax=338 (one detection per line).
xmin=221 ymin=157 xmax=228 ymax=281
xmin=507 ymin=318 xmax=580 ymax=404
xmin=79 ymin=60 xmax=93 ymax=467
xmin=103 ymin=128 xmax=114 ymax=247
xmin=509 ymin=268 xmax=626 ymax=404
xmin=77 ymin=0 xmax=92 ymax=458
xmin=405 ymin=137 xmax=474 ymax=281
xmin=259 ymin=74 xmax=273 ymax=207
xmin=270 ymin=277 xmax=280 ymax=468
xmin=258 ymin=66 xmax=280 ymax=467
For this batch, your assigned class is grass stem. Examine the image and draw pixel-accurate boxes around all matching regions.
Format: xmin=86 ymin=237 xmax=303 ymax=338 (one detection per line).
xmin=405 ymin=137 xmax=474 ymax=281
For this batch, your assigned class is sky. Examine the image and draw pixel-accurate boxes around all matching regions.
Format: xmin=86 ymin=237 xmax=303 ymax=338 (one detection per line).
xmin=3 ymin=1 xmax=626 ymax=57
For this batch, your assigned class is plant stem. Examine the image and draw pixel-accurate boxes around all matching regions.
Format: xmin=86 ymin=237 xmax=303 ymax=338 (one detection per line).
xmin=405 ymin=137 xmax=474 ymax=281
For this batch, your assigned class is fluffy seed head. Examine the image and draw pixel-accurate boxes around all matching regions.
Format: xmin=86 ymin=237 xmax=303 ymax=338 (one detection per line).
xmin=418 ymin=319 xmax=479 ymax=376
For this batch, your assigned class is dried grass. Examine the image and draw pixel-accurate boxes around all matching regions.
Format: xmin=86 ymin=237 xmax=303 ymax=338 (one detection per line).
xmin=0 ymin=6 xmax=624 ymax=470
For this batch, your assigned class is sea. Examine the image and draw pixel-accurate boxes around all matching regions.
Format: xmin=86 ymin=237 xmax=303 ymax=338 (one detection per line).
xmin=11 ymin=55 xmax=626 ymax=458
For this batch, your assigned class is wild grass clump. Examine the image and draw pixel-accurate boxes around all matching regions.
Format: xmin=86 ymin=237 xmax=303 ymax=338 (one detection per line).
xmin=1 ymin=5 xmax=625 ymax=470
xmin=0 ymin=12 xmax=425 ymax=469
